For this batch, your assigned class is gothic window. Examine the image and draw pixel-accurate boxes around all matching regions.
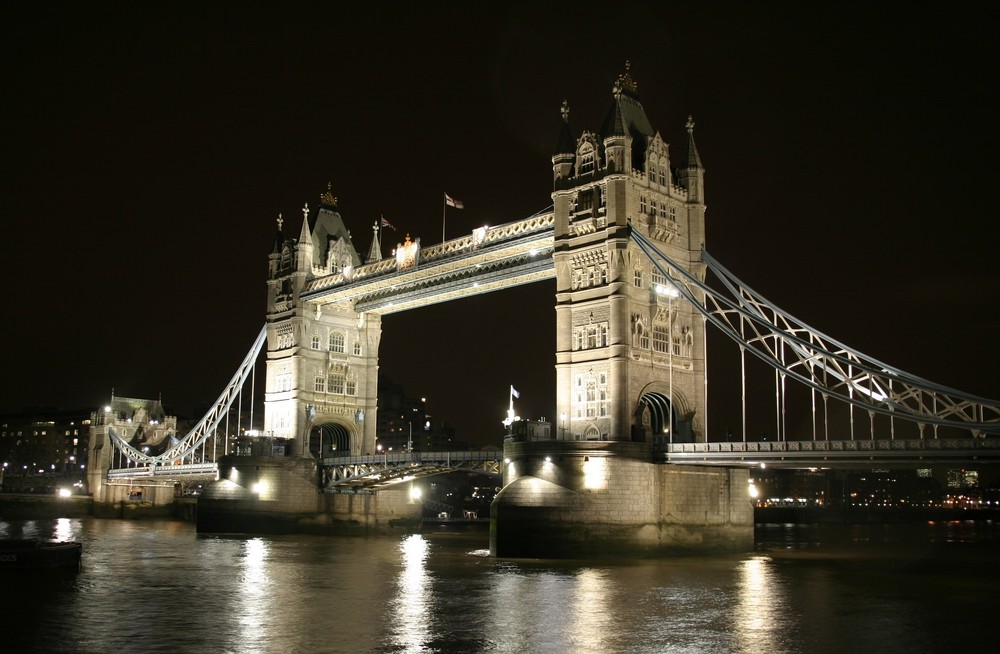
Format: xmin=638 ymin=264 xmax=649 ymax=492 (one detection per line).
xmin=658 ymin=166 xmax=666 ymax=186
xmin=652 ymin=269 xmax=667 ymax=289
xmin=633 ymin=268 xmax=643 ymax=288
xmin=653 ymin=323 xmax=670 ymax=353
xmin=328 ymin=374 xmax=345 ymax=395
xmin=277 ymin=373 xmax=292 ymax=392
xmin=329 ymin=332 xmax=345 ymax=353
xmin=640 ymin=195 xmax=647 ymax=214
xmin=579 ymin=144 xmax=596 ymax=175
xmin=346 ymin=380 xmax=356 ymax=396
xmin=311 ymin=335 xmax=320 ymax=350
xmin=314 ymin=376 xmax=326 ymax=393
xmin=599 ymin=264 xmax=608 ymax=285
xmin=669 ymin=206 xmax=677 ymax=222
xmin=578 ymin=189 xmax=594 ymax=212
xmin=673 ymin=334 xmax=682 ymax=356
xmin=573 ymin=268 xmax=582 ymax=290
xmin=353 ymin=341 xmax=362 ymax=356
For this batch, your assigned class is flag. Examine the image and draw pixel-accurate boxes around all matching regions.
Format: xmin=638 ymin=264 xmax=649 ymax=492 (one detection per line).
xmin=511 ymin=385 xmax=520 ymax=399
xmin=445 ymin=193 xmax=464 ymax=209
xmin=381 ymin=215 xmax=396 ymax=230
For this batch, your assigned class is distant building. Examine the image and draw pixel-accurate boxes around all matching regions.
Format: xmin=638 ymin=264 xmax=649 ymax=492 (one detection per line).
xmin=0 ymin=407 xmax=92 ymax=493
xmin=374 ymin=373 xmax=463 ymax=452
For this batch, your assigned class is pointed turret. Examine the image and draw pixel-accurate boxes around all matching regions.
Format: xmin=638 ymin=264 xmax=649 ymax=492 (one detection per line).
xmin=678 ymin=115 xmax=705 ymax=204
xmin=296 ymin=202 xmax=313 ymax=273
xmin=366 ymin=221 xmax=382 ymax=263
xmin=599 ymin=62 xmax=654 ymax=175
xmin=552 ymin=100 xmax=575 ymax=187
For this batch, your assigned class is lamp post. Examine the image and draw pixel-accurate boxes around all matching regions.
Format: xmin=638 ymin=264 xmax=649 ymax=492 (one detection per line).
xmin=560 ymin=413 xmax=566 ymax=440
xmin=407 ymin=422 xmax=413 ymax=454
xmin=657 ymin=281 xmax=680 ymax=445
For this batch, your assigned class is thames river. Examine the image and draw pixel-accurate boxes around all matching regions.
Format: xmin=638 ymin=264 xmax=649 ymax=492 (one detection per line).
xmin=2 ymin=517 xmax=998 ymax=653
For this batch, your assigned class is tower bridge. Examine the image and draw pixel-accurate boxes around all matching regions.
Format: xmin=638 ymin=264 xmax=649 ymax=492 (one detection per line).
xmin=89 ymin=66 xmax=1000 ymax=555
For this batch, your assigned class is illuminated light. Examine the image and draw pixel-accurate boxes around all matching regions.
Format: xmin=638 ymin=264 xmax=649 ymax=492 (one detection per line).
xmin=529 ymin=248 xmax=538 ymax=256
xmin=503 ymin=458 xmax=510 ymax=464
xmin=544 ymin=456 xmax=551 ymax=462
xmin=57 ymin=488 xmax=72 ymax=498
xmin=748 ymin=484 xmax=759 ymax=499
xmin=252 ymin=481 xmax=266 ymax=495
xmin=760 ymin=463 xmax=767 ymax=469
xmin=583 ymin=456 xmax=606 ymax=490
xmin=410 ymin=485 xmax=422 ymax=501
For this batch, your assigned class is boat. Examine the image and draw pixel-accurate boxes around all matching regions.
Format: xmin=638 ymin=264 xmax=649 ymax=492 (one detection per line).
xmin=0 ymin=539 xmax=82 ymax=569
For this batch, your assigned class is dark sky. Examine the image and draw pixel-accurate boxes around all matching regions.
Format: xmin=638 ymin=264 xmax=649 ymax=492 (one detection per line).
xmin=3 ymin=3 xmax=998 ymax=444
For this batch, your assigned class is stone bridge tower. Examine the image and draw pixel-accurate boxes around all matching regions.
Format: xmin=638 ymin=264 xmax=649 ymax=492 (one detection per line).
xmin=264 ymin=187 xmax=381 ymax=457
xmin=552 ymin=65 xmax=708 ymax=445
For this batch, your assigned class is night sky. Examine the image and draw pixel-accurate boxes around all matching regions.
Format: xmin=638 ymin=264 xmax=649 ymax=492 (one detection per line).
xmin=3 ymin=3 xmax=998 ymax=444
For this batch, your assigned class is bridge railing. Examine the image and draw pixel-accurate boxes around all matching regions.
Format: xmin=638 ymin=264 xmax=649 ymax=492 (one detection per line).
xmin=661 ymin=438 xmax=1000 ymax=465
xmin=107 ymin=462 xmax=219 ymax=479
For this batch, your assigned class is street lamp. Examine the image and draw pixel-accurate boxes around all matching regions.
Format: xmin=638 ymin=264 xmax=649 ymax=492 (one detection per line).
xmin=656 ymin=281 xmax=680 ymax=444
xmin=560 ymin=413 xmax=566 ymax=440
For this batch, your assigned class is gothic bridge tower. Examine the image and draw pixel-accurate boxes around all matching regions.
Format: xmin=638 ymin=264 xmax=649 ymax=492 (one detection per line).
xmin=553 ymin=64 xmax=707 ymax=445
xmin=264 ymin=186 xmax=381 ymax=457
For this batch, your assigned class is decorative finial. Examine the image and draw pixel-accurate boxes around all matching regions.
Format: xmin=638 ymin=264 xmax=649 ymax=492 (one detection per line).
xmin=616 ymin=60 xmax=638 ymax=94
xmin=560 ymin=100 xmax=570 ymax=123
xmin=276 ymin=213 xmax=283 ymax=231
xmin=320 ymin=182 xmax=338 ymax=207
xmin=302 ymin=202 xmax=309 ymax=222
xmin=686 ymin=115 xmax=695 ymax=132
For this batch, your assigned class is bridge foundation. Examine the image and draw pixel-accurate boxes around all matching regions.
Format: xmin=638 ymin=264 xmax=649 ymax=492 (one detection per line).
xmin=490 ymin=442 xmax=753 ymax=557
xmin=196 ymin=455 xmax=421 ymax=535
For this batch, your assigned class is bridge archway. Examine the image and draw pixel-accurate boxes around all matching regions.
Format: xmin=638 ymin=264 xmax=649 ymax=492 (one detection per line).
xmin=309 ymin=419 xmax=357 ymax=458
xmin=635 ymin=385 xmax=694 ymax=445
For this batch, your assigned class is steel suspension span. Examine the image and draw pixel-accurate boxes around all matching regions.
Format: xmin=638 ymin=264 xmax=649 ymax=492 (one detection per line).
xmin=109 ymin=325 xmax=268 ymax=466
xmin=630 ymin=229 xmax=1000 ymax=438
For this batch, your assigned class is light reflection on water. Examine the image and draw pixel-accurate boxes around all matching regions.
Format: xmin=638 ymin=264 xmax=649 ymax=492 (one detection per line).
xmin=1 ymin=519 xmax=998 ymax=653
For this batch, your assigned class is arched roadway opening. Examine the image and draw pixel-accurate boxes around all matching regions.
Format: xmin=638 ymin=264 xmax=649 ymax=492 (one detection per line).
xmin=309 ymin=420 xmax=355 ymax=457
xmin=635 ymin=388 xmax=694 ymax=446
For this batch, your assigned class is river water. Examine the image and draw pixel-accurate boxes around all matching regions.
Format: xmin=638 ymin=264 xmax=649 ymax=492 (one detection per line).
xmin=1 ymin=517 xmax=997 ymax=653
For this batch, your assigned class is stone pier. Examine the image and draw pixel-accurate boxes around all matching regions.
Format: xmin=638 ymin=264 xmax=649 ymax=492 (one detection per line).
xmin=490 ymin=441 xmax=753 ymax=557
xmin=196 ymin=455 xmax=421 ymax=535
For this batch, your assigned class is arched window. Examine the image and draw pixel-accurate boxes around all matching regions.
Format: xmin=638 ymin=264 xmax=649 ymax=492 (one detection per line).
xmin=329 ymin=332 xmax=345 ymax=353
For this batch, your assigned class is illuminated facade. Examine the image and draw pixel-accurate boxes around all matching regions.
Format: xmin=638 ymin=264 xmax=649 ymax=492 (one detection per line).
xmin=264 ymin=188 xmax=381 ymax=456
xmin=552 ymin=64 xmax=708 ymax=444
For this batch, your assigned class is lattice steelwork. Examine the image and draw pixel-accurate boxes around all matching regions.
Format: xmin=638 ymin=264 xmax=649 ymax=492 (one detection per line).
xmin=631 ymin=230 xmax=1000 ymax=438
xmin=108 ymin=326 xmax=268 ymax=469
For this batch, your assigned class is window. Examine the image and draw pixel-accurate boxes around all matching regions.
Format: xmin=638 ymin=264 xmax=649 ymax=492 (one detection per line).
xmin=315 ymin=376 xmax=326 ymax=393
xmin=633 ymin=268 xmax=643 ymax=288
xmin=329 ymin=332 xmax=345 ymax=353
xmin=277 ymin=373 xmax=292 ymax=392
xmin=578 ymin=190 xmax=594 ymax=211
xmin=658 ymin=166 xmax=666 ymax=186
xmin=328 ymin=374 xmax=345 ymax=395
xmin=346 ymin=380 xmax=356 ymax=396
xmin=311 ymin=335 xmax=320 ymax=350
xmin=653 ymin=324 xmax=670 ymax=353
xmin=669 ymin=206 xmax=677 ymax=222
xmin=640 ymin=195 xmax=647 ymax=214
xmin=353 ymin=341 xmax=362 ymax=356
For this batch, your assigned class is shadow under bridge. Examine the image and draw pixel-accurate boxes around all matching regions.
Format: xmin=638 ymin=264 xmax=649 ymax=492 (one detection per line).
xmin=320 ymin=450 xmax=502 ymax=493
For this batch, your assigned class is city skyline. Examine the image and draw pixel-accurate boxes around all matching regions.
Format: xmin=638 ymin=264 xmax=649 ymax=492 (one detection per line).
xmin=4 ymin=4 xmax=999 ymax=444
